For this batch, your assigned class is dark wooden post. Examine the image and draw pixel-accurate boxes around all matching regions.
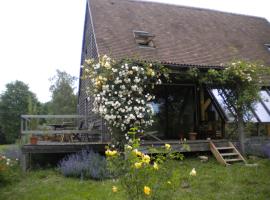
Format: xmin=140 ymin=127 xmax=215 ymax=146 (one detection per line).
xmin=21 ymin=152 xmax=30 ymax=172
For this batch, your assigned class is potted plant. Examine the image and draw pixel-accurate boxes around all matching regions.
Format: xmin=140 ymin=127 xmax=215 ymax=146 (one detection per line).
xmin=188 ymin=132 xmax=197 ymax=140
xmin=30 ymin=135 xmax=38 ymax=145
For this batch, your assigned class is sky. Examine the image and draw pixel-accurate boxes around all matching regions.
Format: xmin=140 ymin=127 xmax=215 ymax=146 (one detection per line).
xmin=0 ymin=0 xmax=269 ymax=103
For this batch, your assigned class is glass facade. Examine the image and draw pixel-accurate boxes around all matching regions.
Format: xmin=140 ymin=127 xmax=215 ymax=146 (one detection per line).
xmin=148 ymin=85 xmax=196 ymax=139
xmin=209 ymin=88 xmax=270 ymax=123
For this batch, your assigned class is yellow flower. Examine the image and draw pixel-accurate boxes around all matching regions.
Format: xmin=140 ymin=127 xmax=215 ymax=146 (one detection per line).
xmin=85 ymin=59 xmax=94 ymax=65
xmin=153 ymin=162 xmax=159 ymax=170
xmin=105 ymin=149 xmax=118 ymax=157
xmin=112 ymin=186 xmax=118 ymax=193
xmin=167 ymin=181 xmax=172 ymax=185
xmin=142 ymin=154 xmax=150 ymax=164
xmin=190 ymin=168 xmax=196 ymax=176
xmin=165 ymin=143 xmax=171 ymax=150
xmin=144 ymin=186 xmax=151 ymax=195
xmin=134 ymin=162 xmax=142 ymax=169
xmin=147 ymin=68 xmax=155 ymax=77
xmin=133 ymin=149 xmax=143 ymax=157
xmin=125 ymin=145 xmax=132 ymax=150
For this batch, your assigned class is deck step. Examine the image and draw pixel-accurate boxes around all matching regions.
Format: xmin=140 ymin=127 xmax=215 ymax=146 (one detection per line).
xmin=216 ymin=147 xmax=234 ymax=150
xmin=220 ymin=153 xmax=238 ymax=156
xmin=210 ymin=141 xmax=246 ymax=166
xmin=225 ymin=158 xmax=243 ymax=162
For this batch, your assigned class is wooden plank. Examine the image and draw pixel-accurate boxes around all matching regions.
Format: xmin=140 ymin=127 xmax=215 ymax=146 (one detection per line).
xmin=217 ymin=147 xmax=234 ymax=150
xmin=203 ymin=98 xmax=211 ymax=111
xmin=220 ymin=153 xmax=238 ymax=156
xmin=267 ymin=124 xmax=270 ymax=137
xmin=21 ymin=143 xmax=107 ymax=154
xmin=225 ymin=158 xmax=243 ymax=162
xmin=228 ymin=142 xmax=246 ymax=163
xmin=21 ymin=130 xmax=101 ymax=135
xmin=21 ymin=115 xmax=86 ymax=119
xmin=20 ymin=152 xmax=30 ymax=172
xmin=209 ymin=141 xmax=227 ymax=165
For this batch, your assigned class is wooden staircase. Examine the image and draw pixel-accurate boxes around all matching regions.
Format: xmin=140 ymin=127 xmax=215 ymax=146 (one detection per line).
xmin=210 ymin=141 xmax=246 ymax=166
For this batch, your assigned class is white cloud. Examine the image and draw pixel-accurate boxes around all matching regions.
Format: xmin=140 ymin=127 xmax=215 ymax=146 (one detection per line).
xmin=0 ymin=0 xmax=269 ymax=103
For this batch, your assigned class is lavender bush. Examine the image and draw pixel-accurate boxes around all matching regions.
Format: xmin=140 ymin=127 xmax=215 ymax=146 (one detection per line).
xmin=262 ymin=143 xmax=270 ymax=159
xmin=58 ymin=149 xmax=110 ymax=180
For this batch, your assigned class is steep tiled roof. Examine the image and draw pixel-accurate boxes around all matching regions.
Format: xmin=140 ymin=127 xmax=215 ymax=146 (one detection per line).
xmin=89 ymin=0 xmax=270 ymax=66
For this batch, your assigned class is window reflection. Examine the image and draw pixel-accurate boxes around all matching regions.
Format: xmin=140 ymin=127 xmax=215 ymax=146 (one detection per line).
xmin=210 ymin=88 xmax=270 ymax=123
xmin=211 ymin=89 xmax=235 ymax=122
xmin=148 ymin=85 xmax=195 ymax=140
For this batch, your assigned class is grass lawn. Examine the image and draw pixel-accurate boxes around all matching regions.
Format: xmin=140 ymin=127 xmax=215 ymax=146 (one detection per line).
xmin=0 ymin=156 xmax=269 ymax=200
xmin=0 ymin=144 xmax=10 ymax=152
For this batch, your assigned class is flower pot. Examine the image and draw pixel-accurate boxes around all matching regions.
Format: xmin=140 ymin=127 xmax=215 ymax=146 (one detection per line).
xmin=188 ymin=132 xmax=197 ymax=140
xmin=30 ymin=136 xmax=38 ymax=145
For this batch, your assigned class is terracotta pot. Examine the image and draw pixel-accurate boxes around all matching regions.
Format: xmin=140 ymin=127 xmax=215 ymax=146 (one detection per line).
xmin=30 ymin=136 xmax=38 ymax=145
xmin=188 ymin=132 xmax=197 ymax=140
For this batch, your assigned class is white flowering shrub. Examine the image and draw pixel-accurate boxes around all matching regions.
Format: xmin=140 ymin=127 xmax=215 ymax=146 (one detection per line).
xmin=83 ymin=55 xmax=169 ymax=147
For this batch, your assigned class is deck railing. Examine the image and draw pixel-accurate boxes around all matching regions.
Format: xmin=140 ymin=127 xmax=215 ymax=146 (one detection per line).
xmin=20 ymin=115 xmax=105 ymax=144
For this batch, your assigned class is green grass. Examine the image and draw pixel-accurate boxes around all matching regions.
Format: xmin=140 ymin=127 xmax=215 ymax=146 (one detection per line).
xmin=0 ymin=157 xmax=270 ymax=200
xmin=0 ymin=145 xmax=9 ymax=152
xmin=0 ymin=144 xmax=18 ymax=153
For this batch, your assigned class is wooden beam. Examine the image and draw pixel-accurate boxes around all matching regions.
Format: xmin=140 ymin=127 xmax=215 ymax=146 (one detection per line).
xmin=21 ymin=130 xmax=100 ymax=135
xmin=209 ymin=141 xmax=227 ymax=165
xmin=203 ymin=98 xmax=211 ymax=111
xmin=267 ymin=124 xmax=270 ymax=137
xmin=200 ymin=87 xmax=205 ymax=120
xmin=228 ymin=142 xmax=246 ymax=163
xmin=21 ymin=115 xmax=86 ymax=119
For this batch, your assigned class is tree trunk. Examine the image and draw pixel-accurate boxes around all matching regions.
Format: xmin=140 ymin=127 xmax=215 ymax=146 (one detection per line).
xmin=237 ymin=111 xmax=246 ymax=155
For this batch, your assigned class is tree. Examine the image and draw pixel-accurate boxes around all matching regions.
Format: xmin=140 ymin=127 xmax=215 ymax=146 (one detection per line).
xmin=48 ymin=70 xmax=77 ymax=114
xmin=221 ymin=61 xmax=268 ymax=155
xmin=0 ymin=81 xmax=40 ymax=144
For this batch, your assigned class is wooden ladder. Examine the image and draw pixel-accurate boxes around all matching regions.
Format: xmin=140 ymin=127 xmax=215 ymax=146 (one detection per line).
xmin=209 ymin=141 xmax=246 ymax=166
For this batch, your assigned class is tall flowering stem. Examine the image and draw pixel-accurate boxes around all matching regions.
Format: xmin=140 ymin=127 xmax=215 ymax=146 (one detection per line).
xmin=83 ymin=55 xmax=169 ymax=148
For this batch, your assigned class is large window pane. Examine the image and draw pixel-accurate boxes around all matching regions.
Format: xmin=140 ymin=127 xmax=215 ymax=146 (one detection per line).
xmin=148 ymin=85 xmax=195 ymax=140
xmin=260 ymin=91 xmax=270 ymax=109
xmin=253 ymin=101 xmax=270 ymax=122
xmin=211 ymin=89 xmax=235 ymax=122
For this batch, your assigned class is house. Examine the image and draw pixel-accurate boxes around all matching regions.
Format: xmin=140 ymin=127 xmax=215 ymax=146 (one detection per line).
xmin=78 ymin=0 xmax=270 ymax=142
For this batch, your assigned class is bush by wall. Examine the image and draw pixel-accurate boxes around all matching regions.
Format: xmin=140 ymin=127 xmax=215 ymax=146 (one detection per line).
xmin=58 ymin=149 xmax=110 ymax=180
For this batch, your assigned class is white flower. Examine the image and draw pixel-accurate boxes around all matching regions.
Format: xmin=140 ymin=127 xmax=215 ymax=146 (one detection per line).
xmin=190 ymin=168 xmax=196 ymax=176
xmin=104 ymin=61 xmax=111 ymax=68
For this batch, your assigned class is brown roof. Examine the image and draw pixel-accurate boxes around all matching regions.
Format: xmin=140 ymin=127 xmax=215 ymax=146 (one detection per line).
xmin=89 ymin=0 xmax=270 ymax=66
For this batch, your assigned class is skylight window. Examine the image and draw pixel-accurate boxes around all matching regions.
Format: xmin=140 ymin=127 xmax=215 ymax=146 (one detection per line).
xmin=133 ymin=30 xmax=155 ymax=48
xmin=265 ymin=44 xmax=270 ymax=52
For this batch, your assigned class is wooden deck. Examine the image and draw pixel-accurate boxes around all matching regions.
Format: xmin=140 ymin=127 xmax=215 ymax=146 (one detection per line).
xmin=21 ymin=139 xmax=229 ymax=171
xmin=21 ymin=139 xmax=229 ymax=154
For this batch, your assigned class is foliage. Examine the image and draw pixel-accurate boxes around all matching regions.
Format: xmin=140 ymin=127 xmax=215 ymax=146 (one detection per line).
xmin=0 ymin=154 xmax=19 ymax=186
xmin=58 ymin=149 xmax=110 ymax=180
xmin=106 ymin=127 xmax=185 ymax=200
xmin=0 ymin=156 xmax=270 ymax=200
xmin=187 ymin=60 xmax=270 ymax=114
xmin=221 ymin=60 xmax=265 ymax=113
xmin=187 ymin=60 xmax=270 ymax=154
xmin=48 ymin=70 xmax=77 ymax=114
xmin=0 ymin=81 xmax=41 ymax=143
xmin=83 ymin=55 xmax=169 ymax=148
